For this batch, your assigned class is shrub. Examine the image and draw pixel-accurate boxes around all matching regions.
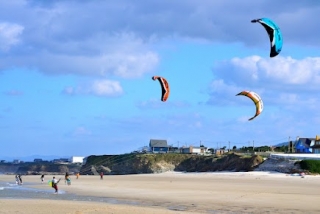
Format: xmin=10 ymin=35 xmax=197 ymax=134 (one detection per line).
xmin=299 ymin=160 xmax=320 ymax=173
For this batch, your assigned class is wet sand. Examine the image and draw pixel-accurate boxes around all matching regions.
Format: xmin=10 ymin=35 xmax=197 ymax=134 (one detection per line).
xmin=1 ymin=171 xmax=320 ymax=213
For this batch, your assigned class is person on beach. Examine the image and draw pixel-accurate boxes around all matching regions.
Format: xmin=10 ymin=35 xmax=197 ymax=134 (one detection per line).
xmin=41 ymin=174 xmax=45 ymax=183
xmin=100 ymin=172 xmax=104 ymax=180
xmin=64 ymin=172 xmax=70 ymax=185
xmin=18 ymin=174 xmax=22 ymax=185
xmin=15 ymin=175 xmax=20 ymax=185
xmin=66 ymin=175 xmax=71 ymax=185
xmin=76 ymin=172 xmax=79 ymax=179
xmin=52 ymin=177 xmax=61 ymax=193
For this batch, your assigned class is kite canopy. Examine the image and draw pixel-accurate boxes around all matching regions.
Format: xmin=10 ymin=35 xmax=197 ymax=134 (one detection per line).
xmin=236 ymin=91 xmax=263 ymax=121
xmin=152 ymin=76 xmax=170 ymax=102
xmin=251 ymin=18 xmax=283 ymax=57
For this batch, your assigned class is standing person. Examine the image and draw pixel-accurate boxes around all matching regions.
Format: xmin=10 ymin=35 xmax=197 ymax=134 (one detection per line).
xmin=66 ymin=175 xmax=71 ymax=185
xmin=18 ymin=175 xmax=22 ymax=185
xmin=76 ymin=172 xmax=79 ymax=179
xmin=64 ymin=172 xmax=69 ymax=185
xmin=51 ymin=177 xmax=61 ymax=194
xmin=100 ymin=171 xmax=104 ymax=180
xmin=40 ymin=174 xmax=45 ymax=183
xmin=15 ymin=175 xmax=20 ymax=185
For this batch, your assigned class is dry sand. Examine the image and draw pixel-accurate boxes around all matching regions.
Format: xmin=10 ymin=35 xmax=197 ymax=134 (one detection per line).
xmin=1 ymin=171 xmax=320 ymax=213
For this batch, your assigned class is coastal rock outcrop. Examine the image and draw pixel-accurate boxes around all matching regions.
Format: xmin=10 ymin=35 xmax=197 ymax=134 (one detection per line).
xmin=80 ymin=153 xmax=264 ymax=175
xmin=254 ymin=157 xmax=302 ymax=173
xmin=5 ymin=153 xmax=304 ymax=175
xmin=0 ymin=163 xmax=81 ymax=175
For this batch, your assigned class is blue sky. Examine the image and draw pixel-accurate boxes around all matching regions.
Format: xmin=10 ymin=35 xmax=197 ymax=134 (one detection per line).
xmin=1 ymin=0 xmax=320 ymax=160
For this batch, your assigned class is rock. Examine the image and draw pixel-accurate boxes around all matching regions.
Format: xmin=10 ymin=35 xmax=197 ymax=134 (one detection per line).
xmin=80 ymin=153 xmax=264 ymax=175
xmin=0 ymin=162 xmax=81 ymax=175
xmin=254 ymin=157 xmax=302 ymax=173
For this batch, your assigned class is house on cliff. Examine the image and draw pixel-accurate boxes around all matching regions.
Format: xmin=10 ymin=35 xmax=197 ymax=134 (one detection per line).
xmin=149 ymin=139 xmax=169 ymax=153
xmin=311 ymin=137 xmax=320 ymax=154
xmin=295 ymin=137 xmax=314 ymax=153
xmin=181 ymin=145 xmax=209 ymax=155
xmin=149 ymin=139 xmax=213 ymax=155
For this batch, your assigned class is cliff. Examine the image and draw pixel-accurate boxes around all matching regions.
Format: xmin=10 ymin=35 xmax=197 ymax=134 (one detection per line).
xmin=80 ymin=153 xmax=264 ymax=175
xmin=0 ymin=162 xmax=81 ymax=175
xmin=254 ymin=158 xmax=302 ymax=173
xmin=2 ymin=153 xmax=304 ymax=175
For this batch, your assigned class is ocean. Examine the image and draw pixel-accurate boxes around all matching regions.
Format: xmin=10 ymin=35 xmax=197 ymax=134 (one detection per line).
xmin=0 ymin=180 xmax=136 ymax=205
xmin=0 ymin=175 xmax=191 ymax=212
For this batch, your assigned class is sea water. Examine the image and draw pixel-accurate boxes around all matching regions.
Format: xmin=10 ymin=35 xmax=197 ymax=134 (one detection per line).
xmin=0 ymin=178 xmax=193 ymax=212
xmin=0 ymin=180 xmax=136 ymax=205
xmin=0 ymin=181 xmax=64 ymax=199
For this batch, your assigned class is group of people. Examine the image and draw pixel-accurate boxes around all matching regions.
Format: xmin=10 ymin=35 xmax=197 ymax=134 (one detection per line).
xmin=48 ymin=172 xmax=72 ymax=193
xmin=15 ymin=171 xmax=104 ymax=193
xmin=38 ymin=174 xmax=60 ymax=193
xmin=50 ymin=172 xmax=78 ymax=193
xmin=36 ymin=171 xmax=104 ymax=193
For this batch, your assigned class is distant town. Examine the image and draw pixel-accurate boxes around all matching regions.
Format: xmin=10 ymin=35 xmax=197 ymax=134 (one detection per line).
xmin=0 ymin=156 xmax=85 ymax=165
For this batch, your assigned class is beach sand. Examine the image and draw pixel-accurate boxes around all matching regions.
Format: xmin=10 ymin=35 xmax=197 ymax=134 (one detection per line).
xmin=1 ymin=171 xmax=320 ymax=213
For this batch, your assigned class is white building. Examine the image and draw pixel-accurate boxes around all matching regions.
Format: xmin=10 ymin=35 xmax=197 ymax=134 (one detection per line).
xmin=69 ymin=156 xmax=85 ymax=163
xmin=181 ymin=146 xmax=209 ymax=155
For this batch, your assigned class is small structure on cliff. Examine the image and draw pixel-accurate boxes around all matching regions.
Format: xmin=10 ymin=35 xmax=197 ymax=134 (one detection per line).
xmin=149 ymin=139 xmax=169 ymax=153
xmin=181 ymin=145 xmax=209 ymax=155
xmin=69 ymin=156 xmax=85 ymax=164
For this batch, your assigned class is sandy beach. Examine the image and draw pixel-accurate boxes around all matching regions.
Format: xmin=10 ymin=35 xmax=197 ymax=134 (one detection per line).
xmin=1 ymin=171 xmax=320 ymax=214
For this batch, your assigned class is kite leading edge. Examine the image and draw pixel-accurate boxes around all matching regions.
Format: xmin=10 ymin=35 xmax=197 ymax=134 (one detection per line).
xmin=251 ymin=18 xmax=283 ymax=57
xmin=236 ymin=91 xmax=263 ymax=121
xmin=152 ymin=76 xmax=170 ymax=102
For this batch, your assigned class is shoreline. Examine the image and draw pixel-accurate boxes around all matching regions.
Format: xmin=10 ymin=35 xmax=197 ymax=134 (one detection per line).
xmin=1 ymin=171 xmax=320 ymax=213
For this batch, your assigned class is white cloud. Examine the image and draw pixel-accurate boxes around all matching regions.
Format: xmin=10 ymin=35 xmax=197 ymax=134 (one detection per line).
xmin=209 ymin=79 xmax=241 ymax=94
xmin=1 ymin=1 xmax=320 ymax=77
xmin=213 ymin=55 xmax=320 ymax=89
xmin=209 ymin=56 xmax=320 ymax=110
xmin=2 ymin=34 xmax=159 ymax=78
xmin=62 ymin=79 xmax=123 ymax=97
xmin=255 ymin=56 xmax=320 ymax=85
xmin=0 ymin=22 xmax=24 ymax=51
xmin=206 ymin=79 xmax=243 ymax=105
xmin=98 ymin=51 xmax=159 ymax=78
xmin=91 ymin=80 xmax=123 ymax=96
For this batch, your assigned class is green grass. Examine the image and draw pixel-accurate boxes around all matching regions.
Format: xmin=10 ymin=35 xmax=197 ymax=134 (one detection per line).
xmin=299 ymin=160 xmax=320 ymax=173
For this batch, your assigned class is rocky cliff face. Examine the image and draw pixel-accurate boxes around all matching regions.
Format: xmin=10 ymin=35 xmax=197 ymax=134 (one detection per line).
xmin=254 ymin=158 xmax=302 ymax=173
xmin=80 ymin=153 xmax=264 ymax=175
xmin=176 ymin=153 xmax=263 ymax=172
xmin=4 ymin=154 xmax=303 ymax=175
xmin=0 ymin=164 xmax=20 ymax=174
xmin=0 ymin=163 xmax=81 ymax=175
